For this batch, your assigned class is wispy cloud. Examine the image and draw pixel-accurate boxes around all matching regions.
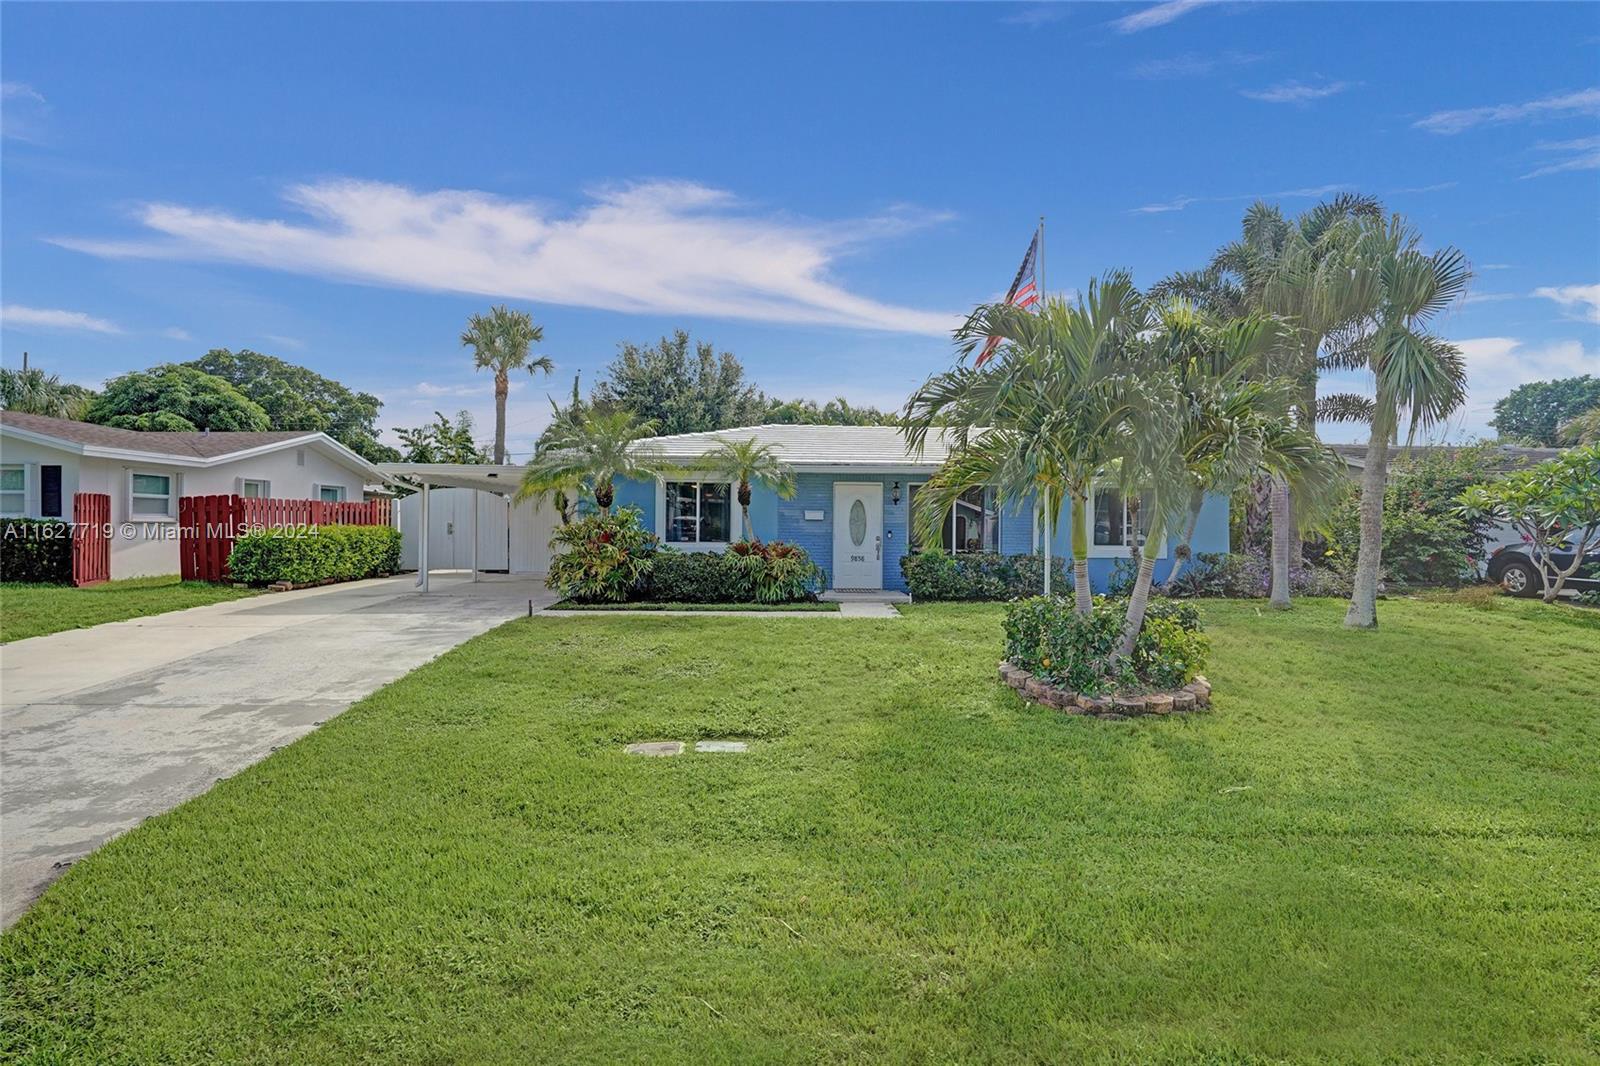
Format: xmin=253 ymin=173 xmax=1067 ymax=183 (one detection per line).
xmin=1533 ymin=283 xmax=1600 ymax=324
xmin=1 ymin=304 xmax=122 ymax=334
xmin=162 ymin=326 xmax=193 ymax=341
xmin=1001 ymin=5 xmax=1068 ymax=27
xmin=1480 ymin=263 xmax=1515 ymax=271
xmin=1413 ymin=87 xmax=1600 ymax=134
xmin=262 ymin=333 xmax=306 ymax=351
xmin=1387 ymin=181 xmax=1458 ymax=195
xmin=1130 ymin=182 xmax=1349 ymax=215
xmin=1459 ymin=292 xmax=1519 ymax=306
xmin=1449 ymin=336 xmax=1600 ymax=436
xmin=1 ymin=82 xmax=45 ymax=103
xmin=1520 ymin=135 xmax=1600 ymax=179
xmin=1 ymin=81 xmax=50 ymax=142
xmin=1112 ymin=0 xmax=1216 ymax=34
xmin=1128 ymin=50 xmax=1263 ymax=80
xmin=1241 ymin=79 xmax=1353 ymax=104
xmin=54 ymin=179 xmax=960 ymax=336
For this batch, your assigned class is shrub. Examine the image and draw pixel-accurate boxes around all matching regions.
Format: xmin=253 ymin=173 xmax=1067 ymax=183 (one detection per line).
xmin=1165 ymin=551 xmax=1349 ymax=599
xmin=228 ymin=524 xmax=401 ymax=585
xmin=647 ymin=550 xmax=748 ymax=603
xmin=1 ymin=519 xmax=74 ymax=584
xmin=728 ymin=540 xmax=824 ymax=603
xmin=1003 ymin=595 xmax=1208 ymax=696
xmin=645 ymin=541 xmax=822 ymax=604
xmin=544 ymin=507 xmax=658 ymax=603
xmin=901 ymin=549 xmax=1070 ymax=601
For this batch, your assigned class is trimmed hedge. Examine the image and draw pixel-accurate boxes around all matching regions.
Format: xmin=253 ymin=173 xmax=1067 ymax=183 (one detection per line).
xmin=645 ymin=543 xmax=823 ymax=604
xmin=1 ymin=519 xmax=73 ymax=584
xmin=228 ymin=524 xmax=401 ymax=586
xmin=901 ymin=549 xmax=1070 ymax=601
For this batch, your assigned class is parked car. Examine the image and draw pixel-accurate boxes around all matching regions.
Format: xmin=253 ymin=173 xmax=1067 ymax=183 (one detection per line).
xmin=1484 ymin=536 xmax=1600 ymax=597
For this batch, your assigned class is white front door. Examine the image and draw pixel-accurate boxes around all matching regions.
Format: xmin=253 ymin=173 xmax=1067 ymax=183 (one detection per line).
xmin=832 ymin=482 xmax=883 ymax=590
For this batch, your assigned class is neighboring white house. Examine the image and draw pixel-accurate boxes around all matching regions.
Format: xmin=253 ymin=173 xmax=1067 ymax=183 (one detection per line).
xmin=1 ymin=411 xmax=389 ymax=579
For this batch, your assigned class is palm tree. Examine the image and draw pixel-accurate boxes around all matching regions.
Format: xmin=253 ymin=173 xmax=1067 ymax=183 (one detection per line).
xmin=699 ymin=437 xmax=796 ymax=539
xmin=461 ymin=305 xmax=553 ymax=464
xmin=1322 ymin=217 xmax=1470 ymax=629
xmin=0 ymin=365 xmax=92 ymax=419
xmin=1559 ymin=406 xmax=1600 ymax=444
xmin=1214 ymin=194 xmax=1382 ymax=608
xmin=517 ymin=409 xmax=666 ymax=515
xmin=904 ymin=274 xmax=1152 ymax=616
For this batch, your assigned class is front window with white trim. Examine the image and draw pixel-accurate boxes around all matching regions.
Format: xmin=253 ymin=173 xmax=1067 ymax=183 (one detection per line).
xmin=0 ymin=464 xmax=26 ymax=517
xmin=240 ymin=479 xmax=270 ymax=499
xmin=130 ymin=471 xmax=175 ymax=518
xmin=1089 ymin=486 xmax=1158 ymax=556
xmin=317 ymin=484 xmax=346 ymax=503
xmin=909 ymin=484 xmax=998 ymax=553
xmin=665 ymin=480 xmax=731 ymax=543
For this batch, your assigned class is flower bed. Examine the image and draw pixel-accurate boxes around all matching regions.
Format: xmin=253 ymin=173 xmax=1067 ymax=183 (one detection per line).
xmin=998 ymin=660 xmax=1212 ymax=719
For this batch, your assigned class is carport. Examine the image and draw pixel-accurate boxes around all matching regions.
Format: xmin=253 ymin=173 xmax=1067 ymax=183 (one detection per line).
xmin=378 ymin=463 xmax=559 ymax=592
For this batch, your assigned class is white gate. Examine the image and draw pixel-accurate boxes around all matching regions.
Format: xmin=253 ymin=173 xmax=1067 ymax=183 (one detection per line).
xmin=399 ymin=488 xmax=554 ymax=574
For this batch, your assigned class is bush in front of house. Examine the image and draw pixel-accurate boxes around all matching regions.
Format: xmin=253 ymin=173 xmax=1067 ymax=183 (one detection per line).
xmin=900 ymin=549 xmax=1071 ymax=601
xmin=228 ymin=524 xmax=401 ymax=586
xmin=1004 ymin=595 xmax=1208 ymax=696
xmin=544 ymin=507 xmax=659 ymax=603
xmin=645 ymin=541 xmax=823 ymax=604
xmin=1161 ymin=551 xmax=1350 ymax=599
xmin=1 ymin=519 xmax=74 ymax=584
xmin=727 ymin=540 xmax=824 ymax=603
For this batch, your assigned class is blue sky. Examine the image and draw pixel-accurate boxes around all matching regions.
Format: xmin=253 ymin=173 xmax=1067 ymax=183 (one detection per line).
xmin=3 ymin=1 xmax=1597 ymax=455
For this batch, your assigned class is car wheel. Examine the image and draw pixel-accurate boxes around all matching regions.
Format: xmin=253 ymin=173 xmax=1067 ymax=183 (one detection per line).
xmin=1498 ymin=560 xmax=1539 ymax=597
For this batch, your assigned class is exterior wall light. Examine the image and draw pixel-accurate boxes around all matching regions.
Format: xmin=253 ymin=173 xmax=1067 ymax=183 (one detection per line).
xmin=891 ymin=481 xmax=901 ymax=505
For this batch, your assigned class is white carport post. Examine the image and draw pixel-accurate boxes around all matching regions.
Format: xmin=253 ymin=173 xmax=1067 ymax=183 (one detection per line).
xmin=470 ymin=486 xmax=480 ymax=582
xmin=415 ymin=480 xmax=430 ymax=592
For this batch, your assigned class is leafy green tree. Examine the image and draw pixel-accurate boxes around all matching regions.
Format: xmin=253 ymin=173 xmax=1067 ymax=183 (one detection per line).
xmin=461 ymin=306 xmax=553 ymax=463
xmin=762 ymin=396 xmax=899 ymax=426
xmin=593 ymin=330 xmax=766 ymax=435
xmin=395 ymin=410 xmax=488 ymax=464
xmin=518 ymin=409 xmax=668 ymax=515
xmin=85 ymin=365 xmax=271 ymax=432
xmin=1458 ymin=443 xmax=1600 ymax=601
xmin=0 ymin=366 xmax=94 ymax=419
xmin=698 ymin=437 xmax=797 ymax=536
xmin=1490 ymin=375 xmax=1600 ymax=446
xmin=187 ymin=349 xmax=398 ymax=462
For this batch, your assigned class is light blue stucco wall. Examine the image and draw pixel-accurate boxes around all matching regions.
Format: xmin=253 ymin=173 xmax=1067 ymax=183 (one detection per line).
xmin=614 ymin=474 xmax=1229 ymax=594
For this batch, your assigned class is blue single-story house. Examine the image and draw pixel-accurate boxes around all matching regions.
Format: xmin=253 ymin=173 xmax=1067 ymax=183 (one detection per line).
xmin=385 ymin=425 xmax=1230 ymax=593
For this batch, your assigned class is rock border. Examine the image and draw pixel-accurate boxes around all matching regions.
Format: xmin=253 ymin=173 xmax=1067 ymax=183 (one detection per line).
xmin=998 ymin=660 xmax=1211 ymax=720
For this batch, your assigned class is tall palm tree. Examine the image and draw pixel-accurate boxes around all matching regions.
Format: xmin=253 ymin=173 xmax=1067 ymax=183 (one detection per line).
xmin=699 ymin=437 xmax=796 ymax=539
xmin=517 ymin=409 xmax=666 ymax=515
xmin=461 ymin=305 xmax=553 ymax=464
xmin=1214 ymin=194 xmax=1382 ymax=608
xmin=0 ymin=366 xmax=92 ymax=419
xmin=1559 ymin=405 xmax=1600 ymax=445
xmin=1322 ymin=217 xmax=1470 ymax=628
xmin=904 ymin=274 xmax=1153 ymax=615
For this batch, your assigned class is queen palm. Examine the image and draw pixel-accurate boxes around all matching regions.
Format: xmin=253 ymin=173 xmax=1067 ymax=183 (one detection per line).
xmin=1322 ymin=217 xmax=1470 ymax=628
xmin=518 ymin=409 xmax=666 ymax=515
xmin=699 ymin=437 xmax=796 ymax=539
xmin=0 ymin=365 xmax=92 ymax=419
xmin=904 ymin=274 xmax=1152 ymax=615
xmin=461 ymin=305 xmax=553 ymax=464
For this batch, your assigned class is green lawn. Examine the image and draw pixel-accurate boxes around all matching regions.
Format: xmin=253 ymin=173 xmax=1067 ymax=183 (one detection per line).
xmin=0 ymin=576 xmax=258 ymax=643
xmin=4 ymin=597 xmax=1597 ymax=1063
xmin=551 ymin=599 xmax=840 ymax=612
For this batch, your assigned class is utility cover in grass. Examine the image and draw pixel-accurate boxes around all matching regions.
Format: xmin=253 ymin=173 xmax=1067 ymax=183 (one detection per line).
xmin=694 ymin=740 xmax=748 ymax=753
xmin=624 ymin=741 xmax=683 ymax=756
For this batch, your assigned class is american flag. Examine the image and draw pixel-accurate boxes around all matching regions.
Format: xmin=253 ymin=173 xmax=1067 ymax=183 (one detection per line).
xmin=975 ymin=228 xmax=1041 ymax=366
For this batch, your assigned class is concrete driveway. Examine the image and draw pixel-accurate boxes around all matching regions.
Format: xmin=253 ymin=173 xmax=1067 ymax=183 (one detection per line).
xmin=1 ymin=572 xmax=555 ymax=927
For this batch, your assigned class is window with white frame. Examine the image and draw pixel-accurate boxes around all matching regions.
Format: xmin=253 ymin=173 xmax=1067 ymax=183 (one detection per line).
xmin=909 ymin=484 xmax=998 ymax=553
xmin=1089 ymin=486 xmax=1158 ymax=556
xmin=316 ymin=484 xmax=346 ymax=503
xmin=0 ymin=464 xmax=26 ymax=517
xmin=664 ymin=480 xmax=731 ymax=543
xmin=130 ymin=472 xmax=175 ymax=518
xmin=240 ymin=478 xmax=270 ymax=499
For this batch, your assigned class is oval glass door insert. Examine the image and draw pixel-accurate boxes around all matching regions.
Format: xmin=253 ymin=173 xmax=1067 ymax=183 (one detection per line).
xmin=849 ymin=499 xmax=867 ymax=545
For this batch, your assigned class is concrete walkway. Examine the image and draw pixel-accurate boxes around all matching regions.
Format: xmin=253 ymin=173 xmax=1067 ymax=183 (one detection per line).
xmin=0 ymin=572 xmax=554 ymax=927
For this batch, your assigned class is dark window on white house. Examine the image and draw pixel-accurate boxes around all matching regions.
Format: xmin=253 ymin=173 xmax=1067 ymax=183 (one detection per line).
xmin=40 ymin=465 xmax=62 ymax=518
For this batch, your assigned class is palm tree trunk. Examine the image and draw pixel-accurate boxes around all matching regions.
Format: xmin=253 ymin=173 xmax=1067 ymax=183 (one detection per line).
xmin=1268 ymin=477 xmax=1292 ymax=609
xmin=1161 ymin=489 xmax=1205 ymax=591
xmin=594 ymin=477 xmax=614 ymax=516
xmin=1070 ymin=487 xmax=1092 ymax=615
xmin=1343 ymin=412 xmax=1391 ymax=629
xmin=493 ymin=370 xmax=510 ymax=464
xmin=1116 ymin=515 xmax=1165 ymax=660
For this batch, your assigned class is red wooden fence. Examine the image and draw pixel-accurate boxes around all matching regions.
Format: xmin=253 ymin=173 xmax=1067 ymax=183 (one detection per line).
xmin=71 ymin=492 xmax=111 ymax=587
xmin=180 ymin=494 xmax=392 ymax=583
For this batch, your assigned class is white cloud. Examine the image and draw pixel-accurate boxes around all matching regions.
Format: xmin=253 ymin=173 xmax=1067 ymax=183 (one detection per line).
xmin=162 ymin=326 xmax=192 ymax=341
xmin=1241 ymin=80 xmax=1353 ymax=104
xmin=1 ymin=81 xmax=49 ymax=142
xmin=1520 ymin=135 xmax=1600 ymax=179
xmin=1459 ymin=292 xmax=1519 ymax=306
xmin=1 ymin=82 xmax=45 ymax=103
xmin=1112 ymin=0 xmax=1216 ymax=33
xmin=1480 ymin=263 xmax=1515 ymax=271
xmin=1 ymin=304 xmax=122 ymax=334
xmin=1130 ymin=182 xmax=1349 ymax=215
xmin=1533 ymin=283 xmax=1600 ymax=324
xmin=1413 ymin=87 xmax=1600 ymax=134
xmin=261 ymin=334 xmax=306 ymax=351
xmin=409 ymin=379 xmax=528 ymax=399
xmin=1001 ymin=5 xmax=1067 ymax=27
xmin=54 ymin=179 xmax=960 ymax=336
xmin=1128 ymin=50 xmax=1262 ymax=79
xmin=1450 ymin=336 xmax=1600 ymax=436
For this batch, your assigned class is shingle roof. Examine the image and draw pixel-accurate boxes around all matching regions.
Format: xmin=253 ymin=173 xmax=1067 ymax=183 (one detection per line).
xmin=1 ymin=410 xmax=318 ymax=459
xmin=636 ymin=424 xmax=957 ymax=469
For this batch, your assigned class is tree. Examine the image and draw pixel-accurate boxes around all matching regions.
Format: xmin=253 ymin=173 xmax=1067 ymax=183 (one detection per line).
xmin=1457 ymin=443 xmax=1600 ymax=602
xmin=1213 ymin=193 xmax=1382 ymax=609
xmin=85 ymin=365 xmax=271 ymax=431
xmin=461 ymin=306 xmax=553 ymax=463
xmin=0 ymin=365 xmax=94 ymax=419
xmin=517 ymin=410 xmax=668 ymax=515
xmin=1323 ymin=216 xmax=1470 ymax=628
xmin=904 ymin=274 xmax=1152 ymax=616
xmin=1491 ymin=376 xmax=1600 ymax=446
xmin=395 ymin=410 xmax=488 ymax=464
xmin=762 ymin=396 xmax=900 ymax=426
xmin=187 ymin=349 xmax=399 ymax=462
xmin=1559 ymin=405 xmax=1600 ymax=445
xmin=592 ymin=330 xmax=767 ymax=435
xmin=698 ymin=437 xmax=797 ymax=536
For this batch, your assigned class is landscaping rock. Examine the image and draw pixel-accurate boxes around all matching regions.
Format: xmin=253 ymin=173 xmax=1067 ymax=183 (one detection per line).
xmin=625 ymin=741 xmax=683 ymax=757
xmin=1146 ymin=693 xmax=1174 ymax=715
xmin=1171 ymin=690 xmax=1196 ymax=713
xmin=1112 ymin=695 xmax=1147 ymax=716
xmin=1023 ymin=677 xmax=1050 ymax=702
xmin=1078 ymin=694 xmax=1112 ymax=714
